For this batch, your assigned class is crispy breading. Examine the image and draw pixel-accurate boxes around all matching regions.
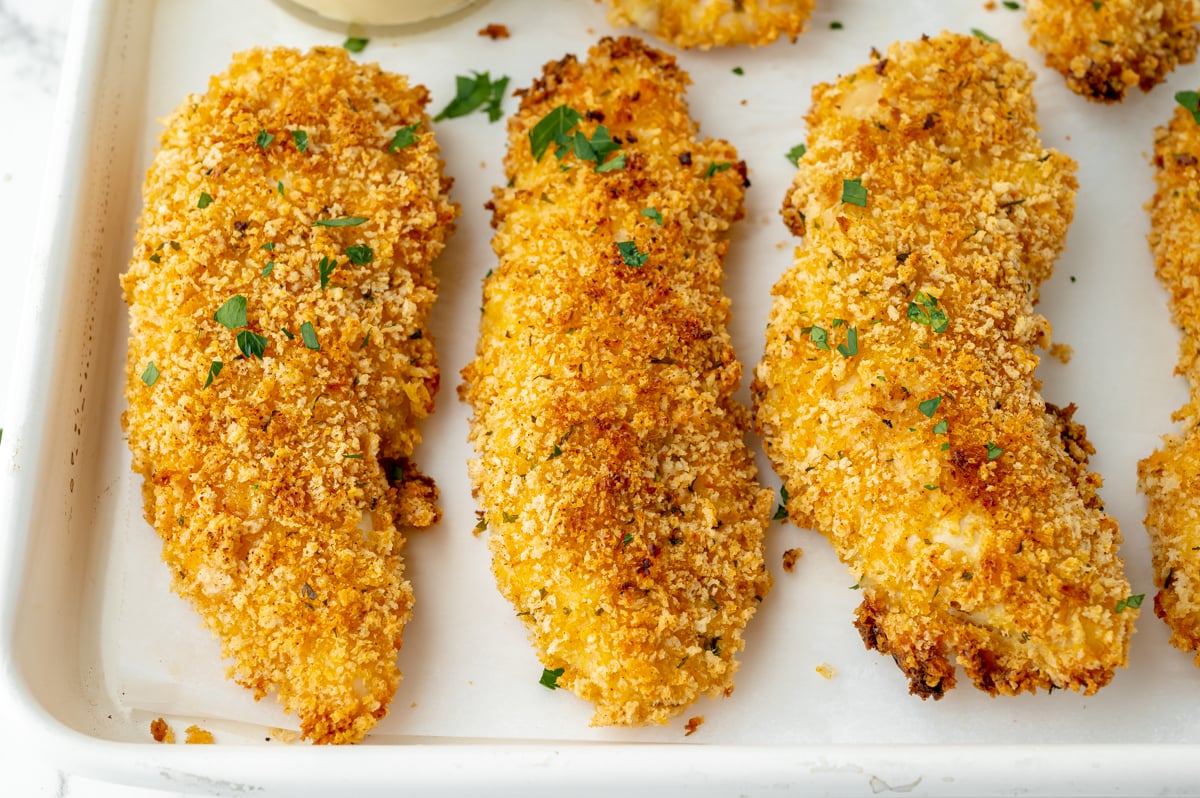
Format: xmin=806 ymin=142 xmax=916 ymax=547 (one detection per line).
xmin=1138 ymin=98 xmax=1200 ymax=665
xmin=603 ymin=0 xmax=814 ymax=49
xmin=121 ymin=47 xmax=457 ymax=743
xmin=460 ymin=36 xmax=772 ymax=726
xmin=753 ymin=33 xmax=1134 ymax=698
xmin=1025 ymin=0 xmax=1200 ymax=102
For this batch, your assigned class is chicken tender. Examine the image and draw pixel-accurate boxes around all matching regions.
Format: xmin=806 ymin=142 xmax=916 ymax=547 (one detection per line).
xmin=1026 ymin=0 xmax=1200 ymax=102
xmin=604 ymin=0 xmax=814 ymax=49
xmin=460 ymin=36 xmax=772 ymax=725
xmin=1138 ymin=95 xmax=1200 ymax=665
xmin=121 ymin=47 xmax=457 ymax=743
xmin=753 ymin=32 xmax=1134 ymax=698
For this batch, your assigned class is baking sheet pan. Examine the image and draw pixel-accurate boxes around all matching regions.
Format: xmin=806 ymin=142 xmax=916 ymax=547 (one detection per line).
xmin=2 ymin=0 xmax=1199 ymax=793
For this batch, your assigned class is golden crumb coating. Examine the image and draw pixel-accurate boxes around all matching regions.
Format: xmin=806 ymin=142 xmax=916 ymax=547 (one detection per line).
xmin=603 ymin=0 xmax=814 ymax=49
xmin=1138 ymin=97 xmax=1200 ymax=665
xmin=121 ymin=47 xmax=457 ymax=744
xmin=1026 ymin=0 xmax=1199 ymax=102
xmin=753 ymin=33 xmax=1134 ymax=699
xmin=460 ymin=36 xmax=772 ymax=726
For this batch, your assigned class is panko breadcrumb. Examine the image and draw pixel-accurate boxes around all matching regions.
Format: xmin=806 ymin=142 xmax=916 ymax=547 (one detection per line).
xmin=604 ymin=0 xmax=814 ymax=49
xmin=753 ymin=33 xmax=1134 ymax=699
xmin=121 ymin=47 xmax=457 ymax=744
xmin=1025 ymin=0 xmax=1199 ymax=102
xmin=461 ymin=36 xmax=772 ymax=726
xmin=1138 ymin=97 xmax=1200 ymax=666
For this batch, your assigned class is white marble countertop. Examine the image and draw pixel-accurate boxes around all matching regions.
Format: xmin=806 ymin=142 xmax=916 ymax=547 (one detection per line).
xmin=0 ymin=0 xmax=184 ymax=795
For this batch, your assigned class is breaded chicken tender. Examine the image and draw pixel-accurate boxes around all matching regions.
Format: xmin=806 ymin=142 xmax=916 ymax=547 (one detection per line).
xmin=460 ymin=36 xmax=772 ymax=725
xmin=753 ymin=33 xmax=1135 ymax=698
xmin=121 ymin=47 xmax=457 ymax=743
xmin=1026 ymin=0 xmax=1200 ymax=102
xmin=604 ymin=0 xmax=814 ymax=49
xmin=1138 ymin=95 xmax=1200 ymax=665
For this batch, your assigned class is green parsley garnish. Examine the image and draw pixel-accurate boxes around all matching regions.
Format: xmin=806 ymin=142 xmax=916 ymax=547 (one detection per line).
xmin=1176 ymin=91 xmax=1200 ymax=125
xmin=214 ymin=295 xmax=248 ymax=329
xmin=236 ymin=330 xmax=268 ymax=360
xmin=593 ymin=152 xmax=627 ymax=173
xmin=343 ymin=36 xmax=368 ymax=53
xmin=908 ymin=290 xmax=949 ymax=333
xmin=923 ymin=484 xmax=940 ymax=491
xmin=149 ymin=253 xmax=161 ymax=264
xmin=342 ymin=453 xmax=364 ymax=459
xmin=773 ymin=486 xmax=790 ymax=521
xmin=932 ymin=419 xmax=949 ymax=435
xmin=262 ymin=261 xmax=275 ymax=277
xmin=616 ymin=240 xmax=648 ymax=267
xmin=986 ymin=442 xmax=1004 ymax=460
xmin=837 ymin=327 xmax=859 ymax=358
xmin=204 ymin=360 xmax=223 ymax=389
xmin=830 ymin=21 xmax=843 ymax=29
xmin=312 ymin=216 xmax=368 ymax=228
xmin=786 ymin=143 xmax=807 ymax=167
xmin=622 ymin=532 xmax=634 ymax=546
xmin=197 ymin=192 xmax=213 ymax=209
xmin=141 ymin=362 xmax=160 ymax=387
xmin=281 ymin=326 xmax=294 ymax=340
xmin=344 ymin=244 xmax=373 ymax=265
xmin=918 ymin=395 xmax=943 ymax=418
xmin=705 ymin=161 xmax=733 ymax=179
xmin=841 ymin=178 xmax=868 ymax=207
xmin=277 ymin=180 xmax=285 ymax=196
xmin=435 ymin=71 xmax=510 ymax=122
xmin=300 ymin=321 xmax=320 ymax=351
xmin=971 ymin=28 xmax=997 ymax=43
xmin=732 ymin=66 xmax=745 ymax=76
xmin=261 ymin=242 xmax=276 ymax=251
xmin=530 ymin=105 xmax=584 ymax=161
xmin=1092 ymin=1 xmax=1102 ymax=9
xmin=502 ymin=511 xmax=518 ymax=523
xmin=641 ymin=207 xmax=663 ymax=226
xmin=1115 ymin=594 xmax=1144 ymax=613
xmin=804 ymin=325 xmax=830 ymax=351
xmin=1003 ymin=1 xmax=1020 ymax=8
xmin=548 ymin=444 xmax=563 ymax=460
xmin=255 ymin=129 xmax=274 ymax=149
xmin=291 ymin=130 xmax=309 ymax=152
xmin=389 ymin=122 xmax=422 ymax=153
xmin=539 ymin=667 xmax=565 ymax=690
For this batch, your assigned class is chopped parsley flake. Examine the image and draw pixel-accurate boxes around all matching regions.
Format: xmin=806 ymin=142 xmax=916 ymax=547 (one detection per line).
xmin=300 ymin=321 xmax=320 ymax=350
xmin=932 ymin=419 xmax=949 ymax=435
xmin=841 ymin=178 xmax=868 ymax=207
xmin=435 ymin=71 xmax=510 ymax=122
xmin=197 ymin=192 xmax=213 ymax=209
xmin=539 ymin=667 xmax=565 ymax=689
xmin=908 ymin=290 xmax=949 ymax=333
xmin=923 ymin=484 xmax=940 ymax=491
xmin=830 ymin=20 xmax=843 ymax=29
xmin=312 ymin=216 xmax=368 ymax=228
xmin=214 ymin=295 xmax=248 ymax=329
xmin=342 ymin=453 xmax=364 ymax=459
xmin=1115 ymin=594 xmax=1144 ymax=613
xmin=1176 ymin=91 xmax=1200 ymax=125
xmin=343 ymin=36 xmax=368 ymax=52
xmin=277 ymin=180 xmax=285 ymax=196
xmin=971 ymin=28 xmax=997 ymax=43
xmin=1003 ymin=1 xmax=1020 ymax=7
xmin=803 ymin=325 xmax=830 ymax=351
xmin=502 ymin=511 xmax=518 ymax=523
xmin=141 ymin=362 xmax=159 ymax=386
xmin=319 ymin=256 xmax=337 ymax=289
xmin=786 ymin=143 xmax=807 ymax=166
xmin=261 ymin=261 xmax=275 ymax=277
xmin=986 ymin=441 xmax=1004 ymax=460
xmin=281 ymin=327 xmax=294 ymax=340
xmin=204 ymin=360 xmax=223 ymax=389
xmin=1092 ymin=1 xmax=1102 ymax=9
xmin=773 ymin=486 xmax=790 ymax=521
xmin=255 ymin=129 xmax=274 ymax=149
xmin=616 ymin=240 xmax=648 ymax=267
xmin=594 ymin=152 xmax=627 ymax=173
xmin=236 ymin=329 xmax=268 ymax=360
xmin=530 ymin=105 xmax=584 ymax=161
xmin=261 ymin=242 xmax=275 ymax=251
xmin=918 ymin=395 xmax=943 ymax=418
xmin=732 ymin=66 xmax=745 ymax=76
xmin=641 ymin=207 xmax=663 ymax=226
xmin=705 ymin=161 xmax=733 ymax=179
xmin=837 ymin=327 xmax=859 ymax=358
xmin=291 ymin=130 xmax=309 ymax=152
xmin=344 ymin=244 xmax=374 ymax=265
xmin=389 ymin=122 xmax=422 ymax=152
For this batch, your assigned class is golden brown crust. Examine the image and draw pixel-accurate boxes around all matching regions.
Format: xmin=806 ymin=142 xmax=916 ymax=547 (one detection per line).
xmin=604 ymin=0 xmax=814 ymax=49
xmin=461 ymin=36 xmax=772 ymax=726
xmin=1025 ymin=0 xmax=1200 ymax=102
xmin=121 ymin=46 xmax=457 ymax=743
xmin=753 ymin=32 xmax=1134 ymax=699
xmin=1138 ymin=98 xmax=1200 ymax=665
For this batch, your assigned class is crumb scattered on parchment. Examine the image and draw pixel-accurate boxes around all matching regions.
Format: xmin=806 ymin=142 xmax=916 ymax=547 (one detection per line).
xmin=983 ymin=1 xmax=997 ymax=10
xmin=1048 ymin=342 xmax=1073 ymax=364
xmin=683 ymin=716 xmax=704 ymax=736
xmin=185 ymin=725 xmax=215 ymax=744
xmin=479 ymin=23 xmax=510 ymax=39
xmin=150 ymin=717 xmax=175 ymax=744
xmin=816 ymin=663 xmax=837 ymax=680
xmin=269 ymin=727 xmax=300 ymax=744
xmin=782 ymin=548 xmax=803 ymax=572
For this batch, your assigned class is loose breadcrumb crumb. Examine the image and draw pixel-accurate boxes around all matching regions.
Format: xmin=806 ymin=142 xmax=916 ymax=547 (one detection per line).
xmin=1138 ymin=96 xmax=1200 ymax=667
xmin=150 ymin=717 xmax=175 ymax=744
xmin=121 ymin=46 xmax=457 ymax=745
xmin=754 ymin=32 xmax=1133 ymax=700
xmin=1048 ymin=342 xmax=1073 ymax=364
xmin=462 ymin=36 xmax=771 ymax=727
xmin=185 ymin=725 xmax=216 ymax=745
xmin=815 ymin=662 xmax=837 ymax=680
xmin=268 ymin=727 xmax=301 ymax=744
xmin=782 ymin=548 xmax=803 ymax=572
xmin=604 ymin=0 xmax=814 ymax=49
xmin=479 ymin=23 xmax=511 ymax=39
xmin=684 ymin=716 xmax=705 ymax=736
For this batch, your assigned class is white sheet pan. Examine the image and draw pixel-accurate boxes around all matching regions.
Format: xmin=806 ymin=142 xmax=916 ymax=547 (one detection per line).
xmin=2 ymin=0 xmax=1198 ymax=793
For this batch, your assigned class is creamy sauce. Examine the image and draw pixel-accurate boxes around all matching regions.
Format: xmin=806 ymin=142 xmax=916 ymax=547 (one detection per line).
xmin=286 ymin=0 xmax=478 ymax=26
